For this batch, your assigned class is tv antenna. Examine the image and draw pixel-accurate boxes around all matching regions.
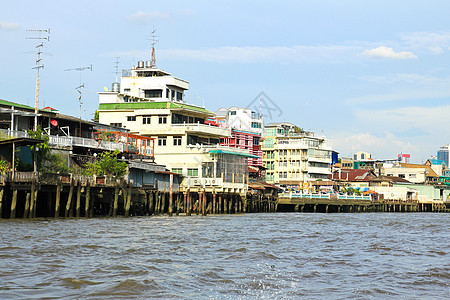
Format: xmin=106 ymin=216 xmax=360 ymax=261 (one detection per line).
xmin=26 ymin=28 xmax=50 ymax=131
xmin=114 ymin=57 xmax=120 ymax=82
xmin=65 ymin=64 xmax=93 ymax=137
xmin=146 ymin=26 xmax=159 ymax=68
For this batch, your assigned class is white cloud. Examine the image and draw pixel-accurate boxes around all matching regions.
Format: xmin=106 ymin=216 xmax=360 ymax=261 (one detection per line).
xmin=127 ymin=9 xmax=195 ymax=24
xmin=127 ymin=11 xmax=171 ymax=23
xmin=158 ymin=45 xmax=365 ymax=64
xmin=346 ymin=84 xmax=450 ymax=105
xmin=359 ymin=73 xmax=444 ymax=84
xmin=330 ymin=132 xmax=418 ymax=160
xmin=361 ymin=46 xmax=417 ymax=59
xmin=0 ymin=21 xmax=19 ymax=31
xmin=401 ymin=32 xmax=450 ymax=54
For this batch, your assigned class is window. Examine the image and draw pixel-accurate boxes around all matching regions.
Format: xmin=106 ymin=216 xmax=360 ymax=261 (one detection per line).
xmin=409 ymin=174 xmax=416 ymax=178
xmin=158 ymin=116 xmax=167 ymax=124
xmin=176 ymin=91 xmax=183 ymax=101
xmin=398 ymin=174 xmax=405 ymax=178
xmin=143 ymin=116 xmax=151 ymax=124
xmin=187 ymin=168 xmax=198 ymax=177
xmin=230 ymin=111 xmax=236 ymax=115
xmin=166 ymin=89 xmax=170 ymax=99
xmin=158 ymin=137 xmax=167 ymax=146
xmin=251 ymin=122 xmax=261 ymax=128
xmin=127 ymin=116 xmax=136 ymax=121
xmin=172 ymin=168 xmax=182 ymax=175
xmin=124 ymin=88 xmax=130 ymax=92
xmin=144 ymin=89 xmax=162 ymax=98
xmin=110 ymin=123 xmax=122 ymax=127
xmin=173 ymin=136 xmax=182 ymax=146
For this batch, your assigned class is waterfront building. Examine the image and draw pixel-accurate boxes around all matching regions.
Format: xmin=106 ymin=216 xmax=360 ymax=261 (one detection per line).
xmin=382 ymin=162 xmax=439 ymax=184
xmin=97 ymin=60 xmax=255 ymax=196
xmin=425 ymin=159 xmax=447 ymax=177
xmin=261 ymin=122 xmax=332 ymax=190
xmin=216 ymin=107 xmax=263 ymax=168
xmin=353 ymin=151 xmax=372 ymax=161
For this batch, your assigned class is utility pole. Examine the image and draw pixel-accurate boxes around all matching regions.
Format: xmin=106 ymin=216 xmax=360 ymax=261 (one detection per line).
xmin=27 ymin=29 xmax=50 ymax=131
xmin=65 ymin=65 xmax=93 ymax=137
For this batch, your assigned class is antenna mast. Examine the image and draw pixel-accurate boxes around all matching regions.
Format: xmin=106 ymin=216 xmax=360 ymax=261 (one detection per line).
xmin=146 ymin=26 xmax=159 ymax=68
xmin=114 ymin=57 xmax=120 ymax=82
xmin=27 ymin=28 xmax=50 ymax=131
xmin=65 ymin=65 xmax=93 ymax=137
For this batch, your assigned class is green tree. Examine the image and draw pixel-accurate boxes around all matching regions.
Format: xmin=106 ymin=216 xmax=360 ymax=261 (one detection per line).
xmin=27 ymin=126 xmax=69 ymax=173
xmin=85 ymin=150 xmax=127 ymax=177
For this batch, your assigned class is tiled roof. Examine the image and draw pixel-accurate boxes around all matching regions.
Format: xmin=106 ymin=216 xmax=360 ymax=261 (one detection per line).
xmin=330 ymin=169 xmax=376 ymax=181
xmin=399 ymin=163 xmax=439 ymax=177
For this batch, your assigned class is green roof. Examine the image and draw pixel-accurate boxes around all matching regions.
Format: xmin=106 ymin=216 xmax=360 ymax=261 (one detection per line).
xmin=209 ymin=149 xmax=261 ymax=158
xmin=0 ymin=99 xmax=35 ymax=111
xmin=98 ymin=101 xmax=213 ymax=115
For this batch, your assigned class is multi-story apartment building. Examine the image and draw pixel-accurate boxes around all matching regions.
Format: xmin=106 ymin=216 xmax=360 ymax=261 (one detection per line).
xmin=216 ymin=107 xmax=263 ymax=168
xmin=262 ymin=122 xmax=332 ymax=188
xmin=97 ymin=60 xmax=254 ymax=196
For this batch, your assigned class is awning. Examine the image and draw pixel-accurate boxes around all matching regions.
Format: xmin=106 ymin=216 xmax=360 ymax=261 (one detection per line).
xmin=209 ymin=149 xmax=260 ymax=158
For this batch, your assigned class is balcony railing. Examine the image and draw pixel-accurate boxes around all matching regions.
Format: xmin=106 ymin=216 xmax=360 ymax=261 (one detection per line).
xmin=171 ymin=123 xmax=231 ymax=137
xmin=0 ymin=128 xmax=125 ymax=153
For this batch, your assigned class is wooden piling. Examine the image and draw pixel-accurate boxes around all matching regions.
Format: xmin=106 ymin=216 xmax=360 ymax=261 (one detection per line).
xmin=149 ymin=191 xmax=155 ymax=215
xmin=213 ymin=193 xmax=217 ymax=214
xmin=186 ymin=189 xmax=191 ymax=216
xmin=65 ymin=179 xmax=74 ymax=217
xmin=30 ymin=177 xmax=36 ymax=218
xmin=224 ymin=194 xmax=228 ymax=214
xmin=125 ymin=180 xmax=132 ymax=217
xmin=169 ymin=191 xmax=173 ymax=216
xmin=24 ymin=192 xmax=30 ymax=218
xmin=202 ymin=190 xmax=206 ymax=216
xmin=112 ymin=184 xmax=119 ymax=217
xmin=85 ymin=181 xmax=91 ymax=218
xmin=161 ymin=192 xmax=166 ymax=214
xmin=76 ymin=181 xmax=81 ymax=218
xmin=0 ymin=187 xmax=3 ymax=218
xmin=218 ymin=194 xmax=222 ymax=214
xmin=10 ymin=189 xmax=18 ymax=219
xmin=55 ymin=179 xmax=61 ymax=218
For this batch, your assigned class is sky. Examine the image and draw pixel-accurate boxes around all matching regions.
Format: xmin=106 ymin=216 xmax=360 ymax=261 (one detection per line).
xmin=1 ymin=0 xmax=450 ymax=162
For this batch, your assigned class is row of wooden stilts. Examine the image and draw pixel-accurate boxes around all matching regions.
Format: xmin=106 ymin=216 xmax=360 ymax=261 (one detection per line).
xmin=288 ymin=202 xmax=443 ymax=213
xmin=0 ymin=179 xmax=277 ymax=219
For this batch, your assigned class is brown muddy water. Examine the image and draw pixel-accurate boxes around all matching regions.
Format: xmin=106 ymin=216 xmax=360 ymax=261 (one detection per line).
xmin=0 ymin=213 xmax=449 ymax=299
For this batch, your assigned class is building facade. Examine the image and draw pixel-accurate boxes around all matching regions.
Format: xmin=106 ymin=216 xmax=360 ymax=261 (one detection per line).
xmin=262 ymin=122 xmax=332 ymax=187
xmin=97 ymin=61 xmax=253 ymax=195
xmin=216 ymin=107 xmax=263 ymax=168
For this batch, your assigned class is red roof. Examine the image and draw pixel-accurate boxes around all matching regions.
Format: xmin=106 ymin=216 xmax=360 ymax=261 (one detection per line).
xmin=330 ymin=169 xmax=376 ymax=181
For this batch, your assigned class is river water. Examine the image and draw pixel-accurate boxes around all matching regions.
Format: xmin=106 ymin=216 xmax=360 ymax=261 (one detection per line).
xmin=1 ymin=213 xmax=449 ymax=299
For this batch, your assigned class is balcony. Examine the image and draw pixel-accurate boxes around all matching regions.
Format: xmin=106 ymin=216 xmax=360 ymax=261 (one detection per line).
xmin=171 ymin=123 xmax=231 ymax=137
xmin=0 ymin=128 xmax=124 ymax=153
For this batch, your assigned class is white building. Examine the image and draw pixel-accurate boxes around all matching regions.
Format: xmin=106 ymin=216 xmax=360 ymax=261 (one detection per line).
xmin=215 ymin=106 xmax=263 ymax=136
xmin=97 ymin=60 xmax=254 ymax=195
xmin=262 ymin=122 xmax=332 ymax=187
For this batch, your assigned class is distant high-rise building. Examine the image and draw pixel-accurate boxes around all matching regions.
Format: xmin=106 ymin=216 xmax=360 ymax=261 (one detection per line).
xmin=437 ymin=145 xmax=450 ymax=167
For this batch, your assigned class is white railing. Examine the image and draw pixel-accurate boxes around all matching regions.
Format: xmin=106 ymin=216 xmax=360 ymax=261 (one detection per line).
xmin=0 ymin=128 xmax=124 ymax=152
xmin=172 ymin=123 xmax=231 ymax=136
xmin=280 ymin=193 xmax=372 ymax=201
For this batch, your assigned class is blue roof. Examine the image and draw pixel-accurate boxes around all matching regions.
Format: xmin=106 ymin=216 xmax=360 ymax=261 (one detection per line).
xmin=429 ymin=159 xmax=447 ymax=166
